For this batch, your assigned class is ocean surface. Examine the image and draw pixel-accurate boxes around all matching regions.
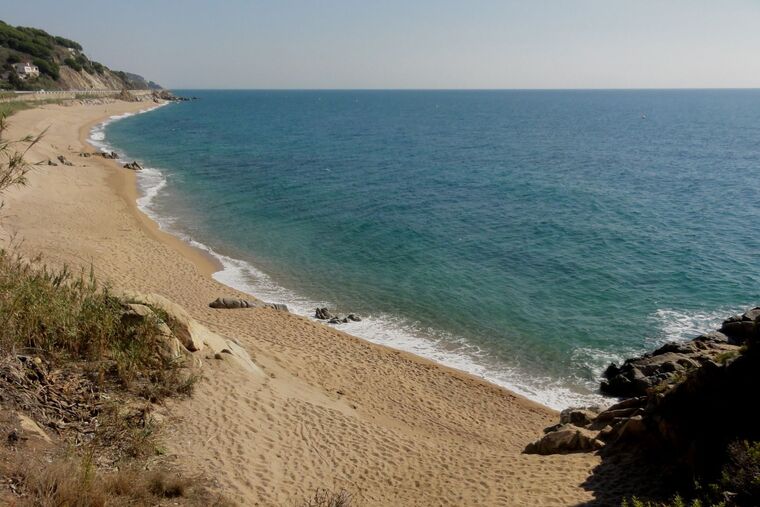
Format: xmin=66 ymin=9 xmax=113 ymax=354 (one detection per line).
xmin=91 ymin=90 xmax=760 ymax=409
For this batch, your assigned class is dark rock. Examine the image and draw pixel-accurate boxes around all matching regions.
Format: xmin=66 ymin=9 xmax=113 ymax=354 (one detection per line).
xmin=719 ymin=319 xmax=757 ymax=344
xmin=266 ymin=303 xmax=289 ymax=312
xmin=346 ymin=313 xmax=362 ymax=322
xmin=123 ymin=161 xmax=143 ymax=171
xmin=78 ymin=152 xmax=92 ymax=158
xmin=315 ymin=307 xmax=333 ymax=320
xmin=328 ymin=317 xmax=342 ymax=324
xmin=47 ymin=159 xmax=58 ymax=166
xmin=57 ymin=155 xmax=73 ymax=166
xmin=101 ymin=151 xmax=118 ymax=159
xmin=209 ymin=297 xmax=253 ymax=309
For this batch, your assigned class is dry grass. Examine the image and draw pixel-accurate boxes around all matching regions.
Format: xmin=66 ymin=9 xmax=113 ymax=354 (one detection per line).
xmin=298 ymin=488 xmax=353 ymax=507
xmin=10 ymin=457 xmax=233 ymax=507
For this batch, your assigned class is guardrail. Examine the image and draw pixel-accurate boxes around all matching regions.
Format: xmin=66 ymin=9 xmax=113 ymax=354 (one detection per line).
xmin=0 ymin=89 xmax=154 ymax=103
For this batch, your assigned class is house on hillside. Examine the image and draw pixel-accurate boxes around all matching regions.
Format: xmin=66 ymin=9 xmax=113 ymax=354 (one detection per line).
xmin=12 ymin=62 xmax=40 ymax=80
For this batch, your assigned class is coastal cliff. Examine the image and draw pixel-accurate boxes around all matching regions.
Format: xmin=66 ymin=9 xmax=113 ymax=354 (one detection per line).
xmin=0 ymin=20 xmax=160 ymax=91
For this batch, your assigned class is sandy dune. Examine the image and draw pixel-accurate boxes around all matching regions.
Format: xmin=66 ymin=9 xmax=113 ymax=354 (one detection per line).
xmin=1 ymin=102 xmax=605 ymax=506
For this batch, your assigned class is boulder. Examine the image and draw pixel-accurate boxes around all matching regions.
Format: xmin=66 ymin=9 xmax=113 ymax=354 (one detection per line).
xmin=101 ymin=151 xmax=118 ymax=159
xmin=57 ymin=155 xmax=73 ymax=166
xmin=209 ymin=297 xmax=254 ymax=309
xmin=47 ymin=159 xmax=58 ymax=166
xmin=78 ymin=152 xmax=92 ymax=158
xmin=559 ymin=407 xmax=600 ymax=428
xmin=315 ymin=307 xmax=333 ymax=320
xmin=266 ymin=303 xmax=289 ymax=312
xmin=123 ymin=161 xmax=143 ymax=171
xmin=347 ymin=313 xmax=362 ymax=322
xmin=524 ymin=424 xmax=604 ymax=455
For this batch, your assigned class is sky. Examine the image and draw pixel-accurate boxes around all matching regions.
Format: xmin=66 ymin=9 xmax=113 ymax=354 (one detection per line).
xmin=1 ymin=0 xmax=759 ymax=89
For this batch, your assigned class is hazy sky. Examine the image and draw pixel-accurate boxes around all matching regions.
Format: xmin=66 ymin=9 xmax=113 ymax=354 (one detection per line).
xmin=2 ymin=0 xmax=759 ymax=89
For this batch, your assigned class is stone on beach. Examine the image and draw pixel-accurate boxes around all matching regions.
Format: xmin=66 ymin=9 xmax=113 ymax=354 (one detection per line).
xmin=123 ymin=161 xmax=143 ymax=171
xmin=524 ymin=424 xmax=604 ymax=455
xmin=57 ymin=155 xmax=73 ymax=166
xmin=209 ymin=297 xmax=254 ymax=309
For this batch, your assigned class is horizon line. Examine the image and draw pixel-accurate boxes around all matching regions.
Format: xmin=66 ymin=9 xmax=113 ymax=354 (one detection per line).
xmin=165 ymin=86 xmax=760 ymax=92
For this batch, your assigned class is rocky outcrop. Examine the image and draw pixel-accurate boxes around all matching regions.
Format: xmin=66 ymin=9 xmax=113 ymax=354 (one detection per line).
xmin=100 ymin=151 xmax=118 ymax=159
xmin=123 ymin=161 xmax=142 ymax=171
xmin=315 ymin=307 xmax=361 ymax=324
xmin=527 ymin=306 xmax=760 ymax=481
xmin=600 ymin=330 xmax=739 ymax=397
xmin=124 ymin=292 xmax=263 ymax=376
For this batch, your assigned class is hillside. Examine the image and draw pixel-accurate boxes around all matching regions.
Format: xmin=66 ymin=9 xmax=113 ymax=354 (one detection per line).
xmin=0 ymin=19 xmax=161 ymax=91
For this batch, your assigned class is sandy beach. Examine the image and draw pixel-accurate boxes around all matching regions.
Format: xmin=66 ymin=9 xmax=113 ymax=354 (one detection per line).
xmin=1 ymin=101 xmax=605 ymax=506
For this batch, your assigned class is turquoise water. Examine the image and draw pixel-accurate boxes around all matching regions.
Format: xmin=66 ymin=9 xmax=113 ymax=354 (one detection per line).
xmin=93 ymin=90 xmax=760 ymax=408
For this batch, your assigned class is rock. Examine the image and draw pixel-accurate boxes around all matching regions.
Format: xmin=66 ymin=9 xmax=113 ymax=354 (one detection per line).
xmin=266 ymin=303 xmax=289 ymax=312
xmin=57 ymin=155 xmax=73 ymax=166
xmin=209 ymin=297 xmax=253 ymax=309
xmin=78 ymin=152 xmax=91 ymax=158
xmin=47 ymin=159 xmax=58 ymax=166
xmin=14 ymin=412 xmax=52 ymax=444
xmin=100 ymin=151 xmax=118 ymax=159
xmin=559 ymin=407 xmax=599 ymax=428
xmin=719 ymin=319 xmax=757 ymax=344
xmin=614 ymin=415 xmax=647 ymax=441
xmin=742 ymin=307 xmax=760 ymax=321
xmin=123 ymin=161 xmax=143 ymax=171
xmin=601 ymin=336 xmax=740 ymax=398
xmin=315 ymin=307 xmax=333 ymax=320
xmin=346 ymin=313 xmax=361 ymax=322
xmin=125 ymin=292 xmax=264 ymax=376
xmin=524 ymin=424 xmax=604 ymax=455
xmin=328 ymin=317 xmax=342 ymax=324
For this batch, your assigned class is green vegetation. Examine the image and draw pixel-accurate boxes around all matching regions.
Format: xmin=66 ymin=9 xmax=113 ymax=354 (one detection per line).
xmin=622 ymin=440 xmax=760 ymax=507
xmin=0 ymin=20 xmax=60 ymax=80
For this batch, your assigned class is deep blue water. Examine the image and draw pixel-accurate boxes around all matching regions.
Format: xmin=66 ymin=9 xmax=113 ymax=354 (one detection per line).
xmin=95 ymin=90 xmax=760 ymax=408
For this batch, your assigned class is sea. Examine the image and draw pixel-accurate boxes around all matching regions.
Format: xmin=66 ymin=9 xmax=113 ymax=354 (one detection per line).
xmin=89 ymin=90 xmax=760 ymax=409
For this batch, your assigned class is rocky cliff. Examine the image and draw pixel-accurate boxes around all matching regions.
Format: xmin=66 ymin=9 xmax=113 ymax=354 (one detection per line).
xmin=0 ymin=19 xmax=160 ymax=91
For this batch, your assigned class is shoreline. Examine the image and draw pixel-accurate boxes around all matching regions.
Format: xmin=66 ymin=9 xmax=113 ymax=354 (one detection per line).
xmin=1 ymin=99 xmax=603 ymax=505
xmin=78 ymin=106 xmax=225 ymax=277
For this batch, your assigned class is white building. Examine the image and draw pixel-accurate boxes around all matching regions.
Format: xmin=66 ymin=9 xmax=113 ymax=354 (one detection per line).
xmin=12 ymin=62 xmax=40 ymax=80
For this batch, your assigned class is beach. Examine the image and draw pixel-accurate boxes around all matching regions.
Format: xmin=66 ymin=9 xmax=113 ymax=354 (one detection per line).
xmin=1 ymin=100 xmax=603 ymax=506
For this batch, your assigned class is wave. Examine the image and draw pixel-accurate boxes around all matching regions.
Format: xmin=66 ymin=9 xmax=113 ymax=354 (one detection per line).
xmin=87 ymin=107 xmax=738 ymax=411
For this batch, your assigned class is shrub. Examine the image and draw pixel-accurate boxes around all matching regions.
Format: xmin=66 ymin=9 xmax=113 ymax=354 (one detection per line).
xmin=64 ymin=56 xmax=82 ymax=72
xmin=299 ymin=488 xmax=353 ymax=507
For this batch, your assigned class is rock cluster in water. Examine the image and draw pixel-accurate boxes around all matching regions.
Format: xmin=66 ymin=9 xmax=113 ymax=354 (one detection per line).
xmin=315 ymin=307 xmax=361 ymax=324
